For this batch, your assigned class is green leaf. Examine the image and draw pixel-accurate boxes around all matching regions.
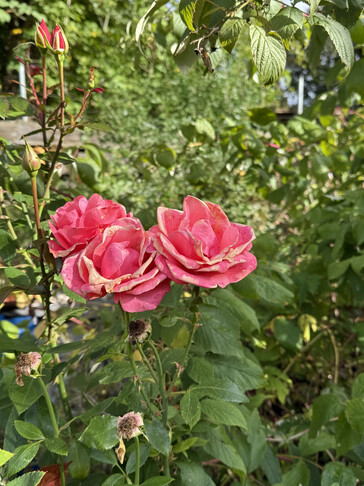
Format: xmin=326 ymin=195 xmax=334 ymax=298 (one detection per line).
xmin=219 ymin=18 xmax=245 ymax=53
xmin=328 ymin=259 xmax=351 ymax=280
xmin=0 ymin=334 xmax=37 ymax=353
xmin=191 ymin=378 xmax=248 ymax=402
xmin=353 ymin=373 xmax=364 ymax=398
xmin=250 ymin=25 xmax=287 ymax=85
xmin=200 ymin=399 xmax=247 ymax=429
xmin=311 ymin=14 xmax=354 ymax=71
xmin=5 ymin=267 xmax=30 ymax=288
xmin=274 ymin=319 xmax=302 ymax=351
xmin=53 ymin=307 xmax=87 ymax=327
xmin=136 ymin=0 xmax=169 ymax=53
xmin=44 ymin=437 xmax=68 ymax=455
xmin=68 ymin=440 xmax=90 ymax=479
xmin=9 ymin=377 xmax=44 ymax=414
xmin=186 ymin=357 xmax=214 ymax=383
xmin=261 ymin=445 xmax=282 ymax=485
xmin=253 ymin=275 xmax=294 ymax=305
xmin=335 ymin=412 xmax=362 ymax=456
xmin=177 ymin=461 xmax=215 ymax=486
xmin=0 ymin=448 xmax=14 ymax=466
xmin=0 ymin=96 xmax=10 ymax=119
xmin=207 ymin=288 xmax=259 ymax=334
xmin=7 ymin=442 xmax=41 ymax=477
xmin=126 ymin=443 xmax=150 ymax=474
xmin=173 ymin=437 xmax=203 ymax=454
xmin=14 ymin=420 xmax=45 ymax=440
xmin=203 ymin=429 xmax=246 ymax=472
xmin=270 ymin=7 xmax=303 ymax=40
xmin=144 ymin=417 xmax=170 ymax=456
xmin=180 ymin=391 xmax=201 ymax=428
xmin=321 ymin=462 xmax=357 ymax=486
xmin=309 ymin=394 xmax=345 ymax=437
xmin=299 ymin=432 xmax=336 ymax=456
xmin=61 ymin=284 xmax=87 ymax=303
xmin=195 ymin=118 xmax=215 ymax=140
xmin=195 ymin=304 xmax=242 ymax=356
xmin=179 ymin=0 xmax=197 ymax=31
xmin=84 ymin=122 xmax=114 ymax=133
xmin=6 ymin=471 xmax=45 ymax=486
xmin=102 ymin=475 xmax=125 ymax=486
xmin=346 ymin=397 xmax=364 ymax=434
xmin=0 ymin=229 xmax=17 ymax=264
xmin=211 ymin=354 xmax=264 ymax=393
xmin=309 ymin=0 xmax=320 ymax=16
xmin=141 ymin=477 xmax=174 ymax=486
xmin=79 ymin=415 xmax=118 ymax=450
xmin=275 ymin=460 xmax=310 ymax=486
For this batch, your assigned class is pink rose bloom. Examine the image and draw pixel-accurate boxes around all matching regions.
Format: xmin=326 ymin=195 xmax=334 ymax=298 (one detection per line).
xmin=150 ymin=195 xmax=257 ymax=288
xmin=61 ymin=217 xmax=170 ymax=313
xmin=48 ymin=194 xmax=130 ymax=258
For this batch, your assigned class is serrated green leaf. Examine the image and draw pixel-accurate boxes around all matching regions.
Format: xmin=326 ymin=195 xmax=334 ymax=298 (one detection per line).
xmin=6 ymin=471 xmax=45 ymax=486
xmin=0 ymin=448 xmax=14 ymax=466
xmin=178 ymin=461 xmax=215 ymax=485
xmin=346 ymin=397 xmax=364 ymax=434
xmin=270 ymin=7 xmax=303 ymax=40
xmin=186 ymin=357 xmax=214 ymax=383
xmin=201 ymin=399 xmax=247 ymax=429
xmin=275 ymin=460 xmax=310 ymax=486
xmin=84 ymin=122 xmax=114 ymax=133
xmin=321 ymin=462 xmax=357 ymax=486
xmin=79 ymin=415 xmax=118 ymax=450
xmin=141 ymin=477 xmax=174 ymax=486
xmin=44 ymin=437 xmax=68 ymax=455
xmin=145 ymin=417 xmax=170 ymax=456
xmin=9 ymin=376 xmax=44 ymax=414
xmin=68 ymin=440 xmax=90 ymax=479
xmin=299 ymin=432 xmax=336 ymax=456
xmin=53 ymin=307 xmax=87 ymax=327
xmin=309 ymin=394 xmax=344 ymax=437
xmin=14 ymin=421 xmax=45 ymax=440
xmin=219 ymin=18 xmax=245 ymax=53
xmin=126 ymin=443 xmax=150 ymax=474
xmin=180 ymin=391 xmax=201 ymax=428
xmin=102 ymin=475 xmax=125 ymax=486
xmin=0 ymin=229 xmax=17 ymax=264
xmin=250 ymin=25 xmax=287 ymax=85
xmin=0 ymin=96 xmax=10 ymax=119
xmin=203 ymin=429 xmax=246 ymax=472
xmin=311 ymin=13 xmax=354 ymax=70
xmin=7 ymin=442 xmax=41 ymax=477
xmin=5 ymin=267 xmax=30 ymax=288
xmin=352 ymin=373 xmax=364 ymax=398
xmin=191 ymin=378 xmax=248 ymax=402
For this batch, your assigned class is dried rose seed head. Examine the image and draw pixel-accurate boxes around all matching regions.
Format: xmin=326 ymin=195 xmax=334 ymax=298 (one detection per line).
xmin=117 ymin=412 xmax=143 ymax=440
xmin=15 ymin=352 xmax=41 ymax=386
xmin=127 ymin=319 xmax=151 ymax=344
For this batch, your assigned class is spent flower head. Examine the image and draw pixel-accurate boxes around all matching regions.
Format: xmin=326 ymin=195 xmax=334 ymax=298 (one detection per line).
xmin=15 ymin=352 xmax=41 ymax=386
xmin=126 ymin=319 xmax=151 ymax=344
xmin=117 ymin=412 xmax=143 ymax=440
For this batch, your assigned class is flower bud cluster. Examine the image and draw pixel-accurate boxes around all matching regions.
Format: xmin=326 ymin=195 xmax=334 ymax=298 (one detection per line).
xmin=35 ymin=19 xmax=69 ymax=56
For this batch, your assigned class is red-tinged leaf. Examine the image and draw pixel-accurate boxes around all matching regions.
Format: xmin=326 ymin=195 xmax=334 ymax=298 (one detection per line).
xmin=92 ymin=87 xmax=105 ymax=93
xmin=39 ymin=462 xmax=71 ymax=486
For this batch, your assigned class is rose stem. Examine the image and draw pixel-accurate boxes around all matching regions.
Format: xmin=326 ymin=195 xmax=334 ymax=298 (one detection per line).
xmin=38 ymin=376 xmax=66 ymax=486
xmin=147 ymin=339 xmax=170 ymax=476
xmin=135 ymin=342 xmax=158 ymax=385
xmin=134 ymin=435 xmax=140 ymax=486
xmin=42 ymin=54 xmax=47 ymax=147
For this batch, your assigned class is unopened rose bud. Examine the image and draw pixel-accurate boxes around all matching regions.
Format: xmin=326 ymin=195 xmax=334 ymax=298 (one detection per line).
xmin=117 ymin=412 xmax=144 ymax=440
xmin=22 ymin=139 xmax=42 ymax=175
xmin=51 ymin=25 xmax=69 ymax=55
xmin=35 ymin=19 xmax=52 ymax=51
xmin=15 ymin=352 xmax=41 ymax=386
xmin=125 ymin=319 xmax=151 ymax=344
xmin=88 ymin=66 xmax=95 ymax=89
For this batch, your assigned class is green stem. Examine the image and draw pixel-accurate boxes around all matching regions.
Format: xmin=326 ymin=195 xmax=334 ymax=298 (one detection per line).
xmin=148 ymin=340 xmax=170 ymax=476
xmin=42 ymin=55 xmax=47 ymax=147
xmin=38 ymin=376 xmax=66 ymax=486
xmin=135 ymin=342 xmax=158 ymax=384
xmin=134 ymin=436 xmax=140 ymax=486
xmin=58 ymin=59 xmax=65 ymax=127
xmin=167 ymin=316 xmax=197 ymax=398
xmin=127 ymin=343 xmax=153 ymax=414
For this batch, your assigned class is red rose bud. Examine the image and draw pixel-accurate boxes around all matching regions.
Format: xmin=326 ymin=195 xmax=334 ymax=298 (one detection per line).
xmin=22 ymin=138 xmax=42 ymax=175
xmin=35 ymin=19 xmax=52 ymax=50
xmin=51 ymin=25 xmax=69 ymax=54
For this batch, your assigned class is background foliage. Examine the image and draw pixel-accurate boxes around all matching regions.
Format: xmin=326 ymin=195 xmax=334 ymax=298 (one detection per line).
xmin=0 ymin=0 xmax=364 ymax=484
